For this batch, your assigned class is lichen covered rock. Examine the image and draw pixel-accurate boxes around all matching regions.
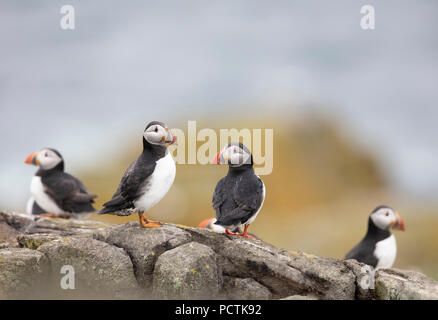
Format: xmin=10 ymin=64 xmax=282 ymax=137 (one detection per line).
xmin=0 ymin=248 xmax=49 ymax=299
xmin=104 ymin=222 xmax=191 ymax=287
xmin=38 ymin=236 xmax=140 ymax=298
xmin=222 ymin=276 xmax=272 ymax=300
xmin=1 ymin=211 xmax=437 ymax=300
xmin=153 ymin=242 xmax=221 ymax=299
xmin=375 ymin=268 xmax=438 ymax=300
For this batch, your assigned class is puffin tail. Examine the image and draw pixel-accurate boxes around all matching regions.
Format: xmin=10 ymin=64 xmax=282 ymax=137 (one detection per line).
xmin=99 ymin=196 xmax=131 ymax=215
xmin=99 ymin=207 xmax=115 ymax=215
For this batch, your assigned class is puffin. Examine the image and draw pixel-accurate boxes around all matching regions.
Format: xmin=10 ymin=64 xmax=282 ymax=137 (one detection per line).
xmin=198 ymin=217 xmax=259 ymax=239
xmin=345 ymin=205 xmax=405 ymax=269
xmin=198 ymin=217 xmax=239 ymax=233
xmin=211 ymin=142 xmax=265 ymax=239
xmin=26 ymin=196 xmax=45 ymax=215
xmin=99 ymin=121 xmax=177 ymax=228
xmin=24 ymin=148 xmax=97 ymax=218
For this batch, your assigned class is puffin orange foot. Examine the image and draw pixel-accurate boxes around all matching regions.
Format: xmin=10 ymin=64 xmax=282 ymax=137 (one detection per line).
xmin=225 ymin=229 xmax=240 ymax=236
xmin=141 ymin=221 xmax=162 ymax=228
xmin=240 ymin=233 xmax=256 ymax=239
xmin=239 ymin=225 xmax=255 ymax=239
xmin=138 ymin=212 xmax=162 ymax=228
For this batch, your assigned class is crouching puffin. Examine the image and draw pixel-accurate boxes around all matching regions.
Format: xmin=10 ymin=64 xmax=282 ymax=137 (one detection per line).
xmin=211 ymin=143 xmax=265 ymax=239
xmin=345 ymin=205 xmax=405 ymax=269
xmin=99 ymin=121 xmax=177 ymax=228
xmin=199 ymin=217 xmax=259 ymax=239
xmin=24 ymin=148 xmax=97 ymax=218
xmin=199 ymin=217 xmax=229 ymax=232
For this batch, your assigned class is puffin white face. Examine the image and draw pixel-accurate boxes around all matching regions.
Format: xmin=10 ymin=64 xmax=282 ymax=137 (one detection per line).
xmin=144 ymin=123 xmax=177 ymax=146
xmin=213 ymin=143 xmax=252 ymax=167
xmin=25 ymin=149 xmax=63 ymax=170
xmin=370 ymin=206 xmax=405 ymax=231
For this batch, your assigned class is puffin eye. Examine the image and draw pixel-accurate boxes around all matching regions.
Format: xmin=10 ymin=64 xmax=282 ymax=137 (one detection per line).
xmin=45 ymin=152 xmax=49 ymax=157
xmin=154 ymin=127 xmax=158 ymax=133
xmin=385 ymin=212 xmax=389 ymax=217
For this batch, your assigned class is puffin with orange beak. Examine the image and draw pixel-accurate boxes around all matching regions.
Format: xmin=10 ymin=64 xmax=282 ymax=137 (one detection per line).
xmin=211 ymin=142 xmax=265 ymax=239
xmin=198 ymin=217 xmax=260 ymax=239
xmin=24 ymin=148 xmax=97 ymax=218
xmin=345 ymin=205 xmax=405 ymax=269
xmin=99 ymin=121 xmax=177 ymax=228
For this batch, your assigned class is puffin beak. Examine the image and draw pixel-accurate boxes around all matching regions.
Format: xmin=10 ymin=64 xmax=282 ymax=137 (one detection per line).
xmin=164 ymin=128 xmax=177 ymax=146
xmin=211 ymin=151 xmax=221 ymax=165
xmin=25 ymin=152 xmax=39 ymax=166
xmin=199 ymin=218 xmax=214 ymax=228
xmin=391 ymin=213 xmax=406 ymax=231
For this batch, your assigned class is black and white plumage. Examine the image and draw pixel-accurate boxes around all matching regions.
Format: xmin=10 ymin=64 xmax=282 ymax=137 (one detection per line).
xmin=25 ymin=148 xmax=97 ymax=217
xmin=345 ymin=205 xmax=405 ymax=269
xmin=211 ymin=143 xmax=265 ymax=238
xmin=99 ymin=121 xmax=177 ymax=228
xmin=26 ymin=196 xmax=45 ymax=215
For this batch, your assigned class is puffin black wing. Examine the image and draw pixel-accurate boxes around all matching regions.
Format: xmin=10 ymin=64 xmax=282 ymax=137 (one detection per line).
xmin=42 ymin=172 xmax=97 ymax=213
xmin=212 ymin=177 xmax=227 ymax=214
xmin=100 ymin=154 xmax=156 ymax=214
xmin=30 ymin=198 xmax=45 ymax=215
xmin=345 ymin=239 xmax=378 ymax=267
xmin=214 ymin=174 xmax=264 ymax=227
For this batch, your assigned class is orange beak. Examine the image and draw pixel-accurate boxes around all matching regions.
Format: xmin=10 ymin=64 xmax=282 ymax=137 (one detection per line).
xmin=392 ymin=213 xmax=406 ymax=231
xmin=164 ymin=128 xmax=177 ymax=147
xmin=199 ymin=218 xmax=214 ymax=228
xmin=25 ymin=152 xmax=39 ymax=166
xmin=211 ymin=151 xmax=221 ymax=165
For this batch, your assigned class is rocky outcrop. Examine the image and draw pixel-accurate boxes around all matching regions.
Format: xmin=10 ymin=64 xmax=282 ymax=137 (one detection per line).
xmin=375 ymin=268 xmax=438 ymax=300
xmin=0 ymin=248 xmax=48 ymax=299
xmin=153 ymin=242 xmax=221 ymax=299
xmin=0 ymin=211 xmax=437 ymax=300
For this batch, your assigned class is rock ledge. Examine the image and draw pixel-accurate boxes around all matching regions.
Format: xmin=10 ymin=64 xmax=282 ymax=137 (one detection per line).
xmin=1 ymin=211 xmax=437 ymax=300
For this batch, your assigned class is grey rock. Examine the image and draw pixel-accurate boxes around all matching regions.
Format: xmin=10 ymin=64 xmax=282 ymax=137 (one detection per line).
xmin=281 ymin=294 xmax=319 ymax=300
xmin=0 ymin=211 xmax=35 ymax=231
xmin=1 ymin=211 xmax=438 ymax=300
xmin=0 ymin=211 xmax=34 ymax=247
xmin=375 ymin=268 xmax=438 ymax=300
xmin=0 ymin=210 xmax=115 ymax=237
xmin=222 ymin=276 xmax=272 ymax=300
xmin=0 ymin=223 xmax=19 ymax=248
xmin=104 ymin=222 xmax=191 ymax=287
xmin=343 ymin=259 xmax=376 ymax=300
xmin=28 ymin=216 xmax=115 ymax=236
xmin=38 ymin=236 xmax=140 ymax=299
xmin=0 ymin=248 xmax=49 ymax=299
xmin=17 ymin=233 xmax=62 ymax=250
xmin=153 ymin=242 xmax=221 ymax=299
xmin=186 ymin=227 xmax=356 ymax=299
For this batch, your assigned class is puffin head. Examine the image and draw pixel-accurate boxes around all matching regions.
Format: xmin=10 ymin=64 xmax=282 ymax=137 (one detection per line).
xmin=212 ymin=142 xmax=253 ymax=168
xmin=25 ymin=148 xmax=64 ymax=171
xmin=143 ymin=121 xmax=177 ymax=148
xmin=370 ymin=205 xmax=405 ymax=231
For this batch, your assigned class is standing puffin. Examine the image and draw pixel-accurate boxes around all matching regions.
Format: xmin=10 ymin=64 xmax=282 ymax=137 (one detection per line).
xmin=24 ymin=148 xmax=97 ymax=218
xmin=211 ymin=143 xmax=265 ymax=239
xmin=345 ymin=205 xmax=405 ymax=269
xmin=99 ymin=121 xmax=177 ymax=228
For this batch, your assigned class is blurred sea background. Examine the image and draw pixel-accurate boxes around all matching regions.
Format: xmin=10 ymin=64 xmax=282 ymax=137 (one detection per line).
xmin=0 ymin=1 xmax=437 ymax=279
